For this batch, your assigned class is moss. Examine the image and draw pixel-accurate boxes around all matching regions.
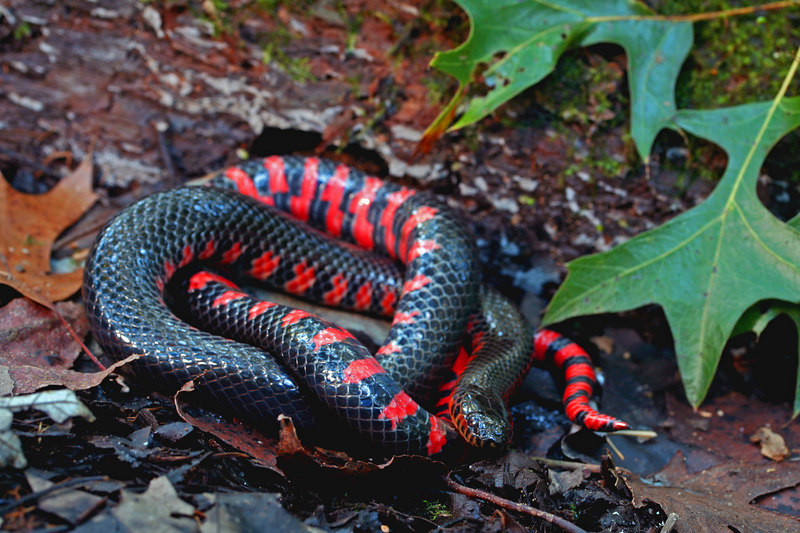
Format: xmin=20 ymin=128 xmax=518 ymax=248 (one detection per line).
xmin=12 ymin=21 xmax=32 ymax=41
xmin=594 ymin=154 xmax=624 ymax=176
xmin=262 ymin=42 xmax=315 ymax=82
xmin=652 ymin=0 xmax=800 ymax=109
xmin=175 ymin=0 xmax=317 ymax=82
xmin=422 ymin=499 xmax=452 ymax=521
xmin=640 ymin=1 xmax=800 ymax=184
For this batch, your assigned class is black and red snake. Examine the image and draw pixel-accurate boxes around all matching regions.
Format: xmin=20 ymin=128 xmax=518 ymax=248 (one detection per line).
xmin=82 ymin=155 xmax=628 ymax=457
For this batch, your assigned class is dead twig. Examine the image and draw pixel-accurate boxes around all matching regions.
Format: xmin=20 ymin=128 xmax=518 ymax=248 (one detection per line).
xmin=445 ymin=473 xmax=589 ymax=533
xmin=660 ymin=512 xmax=679 ymax=533
xmin=0 ymin=146 xmax=63 ymax=180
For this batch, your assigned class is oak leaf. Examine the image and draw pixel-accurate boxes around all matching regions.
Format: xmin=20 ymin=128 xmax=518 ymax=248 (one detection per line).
xmin=0 ymin=156 xmax=97 ymax=306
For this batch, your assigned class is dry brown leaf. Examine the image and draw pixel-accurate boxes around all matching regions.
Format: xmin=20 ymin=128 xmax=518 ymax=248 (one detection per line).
xmin=750 ymin=426 xmax=791 ymax=462
xmin=628 ymin=451 xmax=800 ymax=533
xmin=0 ymin=155 xmax=97 ymax=305
xmin=548 ymin=467 xmax=585 ymax=496
xmin=112 ymin=476 xmax=196 ymax=531
xmin=0 ymin=298 xmax=89 ymax=370
xmin=590 ymin=335 xmax=615 ymax=355
xmin=3 ymin=353 xmax=140 ymax=395
xmin=173 ymin=380 xmax=282 ymax=474
xmin=490 ymin=509 xmax=529 ymax=533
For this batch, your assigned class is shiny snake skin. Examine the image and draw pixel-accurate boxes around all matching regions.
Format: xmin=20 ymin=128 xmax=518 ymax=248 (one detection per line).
xmin=83 ymin=156 xmax=628 ymax=456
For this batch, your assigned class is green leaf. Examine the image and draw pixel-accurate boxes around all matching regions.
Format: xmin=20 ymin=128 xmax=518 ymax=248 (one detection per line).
xmin=428 ymin=0 xmax=691 ymax=160
xmin=582 ymin=19 xmax=691 ymax=161
xmin=543 ymin=95 xmax=800 ymax=408
xmin=732 ymin=302 xmax=783 ymax=339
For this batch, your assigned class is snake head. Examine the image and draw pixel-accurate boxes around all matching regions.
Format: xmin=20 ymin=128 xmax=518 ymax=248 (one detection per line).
xmin=449 ymin=384 xmax=510 ymax=449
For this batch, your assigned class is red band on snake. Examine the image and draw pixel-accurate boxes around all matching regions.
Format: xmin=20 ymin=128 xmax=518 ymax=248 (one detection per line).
xmin=82 ymin=155 xmax=628 ymax=457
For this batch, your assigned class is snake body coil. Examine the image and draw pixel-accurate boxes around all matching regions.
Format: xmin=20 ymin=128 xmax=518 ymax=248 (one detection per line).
xmin=83 ymin=156 xmax=627 ymax=456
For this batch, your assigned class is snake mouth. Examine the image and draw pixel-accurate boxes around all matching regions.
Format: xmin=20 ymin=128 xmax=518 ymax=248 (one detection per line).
xmin=449 ymin=385 xmax=510 ymax=448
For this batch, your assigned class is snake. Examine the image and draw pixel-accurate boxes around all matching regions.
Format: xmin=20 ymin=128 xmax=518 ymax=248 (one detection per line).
xmin=82 ymin=155 xmax=628 ymax=457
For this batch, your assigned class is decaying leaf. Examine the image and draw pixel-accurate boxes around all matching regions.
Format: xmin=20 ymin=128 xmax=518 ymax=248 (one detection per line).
xmin=25 ymin=472 xmax=106 ymax=525
xmin=0 ymin=155 xmax=97 ymax=305
xmin=628 ymin=451 xmax=800 ymax=533
xmin=0 ymin=298 xmax=89 ymax=371
xmin=0 ymin=409 xmax=27 ymax=469
xmin=173 ymin=379 xmax=282 ymax=473
xmin=2 ymin=353 xmax=141 ymax=396
xmin=200 ymin=492 xmax=324 ymax=533
xmin=547 ymin=466 xmax=584 ymax=496
xmin=111 ymin=476 xmax=196 ymax=531
xmin=0 ymin=389 xmax=95 ymax=423
xmin=750 ymin=426 xmax=790 ymax=462
xmin=590 ymin=335 xmax=615 ymax=355
xmin=174 ymin=379 xmax=440 ymax=479
xmin=0 ymin=389 xmax=95 ymax=468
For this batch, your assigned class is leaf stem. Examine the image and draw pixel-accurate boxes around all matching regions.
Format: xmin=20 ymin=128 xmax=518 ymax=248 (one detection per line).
xmin=591 ymin=0 xmax=800 ymax=23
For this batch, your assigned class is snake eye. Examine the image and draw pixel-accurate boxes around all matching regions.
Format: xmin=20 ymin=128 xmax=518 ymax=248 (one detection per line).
xmin=450 ymin=385 xmax=510 ymax=449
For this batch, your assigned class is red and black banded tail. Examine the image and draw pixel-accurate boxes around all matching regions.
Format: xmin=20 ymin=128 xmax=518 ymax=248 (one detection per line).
xmin=533 ymin=329 xmax=629 ymax=432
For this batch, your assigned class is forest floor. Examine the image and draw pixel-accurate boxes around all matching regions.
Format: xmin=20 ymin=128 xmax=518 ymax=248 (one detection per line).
xmin=1 ymin=1 xmax=799 ymax=532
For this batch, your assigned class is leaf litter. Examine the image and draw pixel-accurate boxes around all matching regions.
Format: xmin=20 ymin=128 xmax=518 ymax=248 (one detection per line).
xmin=628 ymin=450 xmax=800 ymax=533
xmin=0 ymin=298 xmax=89 ymax=371
xmin=0 ymin=389 xmax=94 ymax=469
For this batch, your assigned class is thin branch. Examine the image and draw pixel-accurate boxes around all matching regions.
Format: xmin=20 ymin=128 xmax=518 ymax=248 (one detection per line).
xmin=0 ymin=146 xmax=63 ymax=179
xmin=591 ymin=0 xmax=799 ymax=23
xmin=445 ymin=474 xmax=589 ymax=533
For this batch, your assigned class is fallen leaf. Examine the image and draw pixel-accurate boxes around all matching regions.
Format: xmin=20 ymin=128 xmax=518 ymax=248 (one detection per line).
xmin=490 ymin=509 xmax=528 ymax=533
xmin=468 ymin=450 xmax=546 ymax=492
xmin=590 ymin=335 xmax=615 ymax=355
xmin=0 ymin=298 xmax=89 ymax=370
xmin=0 ymin=409 xmax=26 ymax=468
xmin=153 ymin=421 xmax=193 ymax=443
xmin=0 ymin=155 xmax=97 ymax=305
xmin=275 ymin=415 xmax=449 ymax=479
xmin=200 ymin=492 xmax=325 ymax=533
xmin=174 ymin=379 xmax=434 ymax=478
xmin=628 ymin=451 xmax=800 ymax=533
xmin=3 ymin=353 xmax=141 ymax=395
xmin=546 ymin=96 xmax=800 ymax=410
xmin=0 ymin=389 xmax=95 ymax=423
xmin=111 ymin=476 xmax=196 ymax=531
xmin=0 ymin=389 xmax=96 ymax=468
xmin=174 ymin=379 xmax=282 ymax=473
xmin=751 ymin=426 xmax=790 ymax=462
xmin=174 ymin=379 xmax=446 ymax=483
xmin=25 ymin=472 xmax=106 ymax=525
xmin=548 ymin=467 xmax=584 ymax=496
